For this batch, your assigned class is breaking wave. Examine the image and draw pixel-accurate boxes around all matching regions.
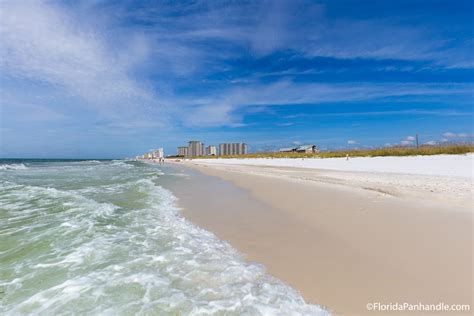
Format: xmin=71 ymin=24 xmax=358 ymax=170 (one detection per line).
xmin=0 ymin=160 xmax=328 ymax=315
xmin=0 ymin=163 xmax=28 ymax=170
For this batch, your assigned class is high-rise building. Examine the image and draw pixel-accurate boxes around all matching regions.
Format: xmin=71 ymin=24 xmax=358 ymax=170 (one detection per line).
xmin=152 ymin=148 xmax=164 ymax=158
xmin=206 ymin=145 xmax=217 ymax=156
xmin=219 ymin=143 xmax=247 ymax=156
xmin=177 ymin=146 xmax=188 ymax=157
xmin=188 ymin=141 xmax=204 ymax=157
xmin=219 ymin=143 xmax=226 ymax=156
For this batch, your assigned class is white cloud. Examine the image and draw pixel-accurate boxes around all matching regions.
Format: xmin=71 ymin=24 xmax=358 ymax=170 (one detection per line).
xmin=97 ymin=1 xmax=473 ymax=72
xmin=167 ymin=1 xmax=472 ymax=67
xmin=425 ymin=141 xmax=437 ymax=145
xmin=180 ymin=103 xmax=241 ymax=127
xmin=178 ymin=80 xmax=472 ymax=127
xmin=442 ymin=132 xmax=457 ymax=138
xmin=440 ymin=132 xmax=472 ymax=140
xmin=1 ymin=0 xmax=473 ymax=133
xmin=347 ymin=140 xmax=357 ymax=145
xmin=399 ymin=135 xmax=417 ymax=146
xmin=0 ymin=1 xmax=166 ymax=127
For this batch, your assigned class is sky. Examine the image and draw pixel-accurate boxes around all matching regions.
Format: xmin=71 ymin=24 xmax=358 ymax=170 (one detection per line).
xmin=0 ymin=0 xmax=473 ymax=158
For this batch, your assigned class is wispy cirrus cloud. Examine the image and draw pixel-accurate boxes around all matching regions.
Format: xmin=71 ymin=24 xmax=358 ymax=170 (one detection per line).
xmin=1 ymin=0 xmax=472 ymax=157
xmin=443 ymin=132 xmax=472 ymax=139
xmin=116 ymin=0 xmax=473 ymax=68
xmin=84 ymin=0 xmax=473 ymax=78
xmin=175 ymin=80 xmax=473 ymax=126
xmin=2 ymin=0 xmax=472 ymax=130
xmin=0 ymin=0 xmax=168 ymax=128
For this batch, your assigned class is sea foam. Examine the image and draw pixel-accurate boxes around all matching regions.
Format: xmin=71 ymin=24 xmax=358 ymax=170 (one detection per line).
xmin=0 ymin=163 xmax=28 ymax=170
xmin=0 ymin=160 xmax=329 ymax=315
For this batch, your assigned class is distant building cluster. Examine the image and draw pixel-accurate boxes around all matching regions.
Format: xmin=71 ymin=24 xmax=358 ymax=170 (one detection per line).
xmin=176 ymin=141 xmax=247 ymax=157
xmin=137 ymin=141 xmax=320 ymax=160
xmin=138 ymin=148 xmax=164 ymax=160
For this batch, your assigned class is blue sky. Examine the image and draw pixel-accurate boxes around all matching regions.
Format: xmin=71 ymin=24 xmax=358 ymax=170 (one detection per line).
xmin=0 ymin=0 xmax=473 ymax=158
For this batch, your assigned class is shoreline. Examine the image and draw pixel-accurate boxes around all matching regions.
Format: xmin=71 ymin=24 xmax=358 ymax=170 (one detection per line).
xmin=166 ymin=158 xmax=473 ymax=315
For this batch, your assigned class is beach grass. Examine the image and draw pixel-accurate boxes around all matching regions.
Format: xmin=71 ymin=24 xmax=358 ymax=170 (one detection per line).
xmin=187 ymin=144 xmax=474 ymax=159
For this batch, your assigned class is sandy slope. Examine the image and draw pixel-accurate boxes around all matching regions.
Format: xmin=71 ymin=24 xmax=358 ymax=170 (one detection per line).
xmin=188 ymin=155 xmax=473 ymax=211
xmin=168 ymin=156 xmax=473 ymax=315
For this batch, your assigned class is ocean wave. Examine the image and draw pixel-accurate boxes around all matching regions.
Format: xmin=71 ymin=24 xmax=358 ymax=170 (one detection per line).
xmin=0 ymin=163 xmax=28 ymax=170
xmin=111 ymin=161 xmax=135 ymax=169
xmin=0 ymin=181 xmax=118 ymax=219
xmin=0 ymin=165 xmax=329 ymax=315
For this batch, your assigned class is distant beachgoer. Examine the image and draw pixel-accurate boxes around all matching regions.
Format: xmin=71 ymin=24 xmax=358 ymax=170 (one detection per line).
xmin=346 ymin=154 xmax=349 ymax=161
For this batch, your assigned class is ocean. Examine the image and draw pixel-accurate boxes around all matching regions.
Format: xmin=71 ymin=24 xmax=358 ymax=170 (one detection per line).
xmin=0 ymin=159 xmax=328 ymax=315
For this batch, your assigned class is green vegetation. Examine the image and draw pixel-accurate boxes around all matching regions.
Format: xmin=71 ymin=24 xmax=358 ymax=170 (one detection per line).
xmin=188 ymin=144 xmax=474 ymax=159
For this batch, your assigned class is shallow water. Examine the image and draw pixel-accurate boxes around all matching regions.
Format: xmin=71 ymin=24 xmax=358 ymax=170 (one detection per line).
xmin=0 ymin=159 xmax=328 ymax=315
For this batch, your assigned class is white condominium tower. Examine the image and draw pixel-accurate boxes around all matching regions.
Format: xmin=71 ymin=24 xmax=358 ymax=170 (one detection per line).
xmin=219 ymin=143 xmax=247 ymax=156
xmin=177 ymin=146 xmax=188 ymax=157
xmin=206 ymin=145 xmax=217 ymax=156
xmin=188 ymin=141 xmax=205 ymax=157
xmin=152 ymin=148 xmax=164 ymax=158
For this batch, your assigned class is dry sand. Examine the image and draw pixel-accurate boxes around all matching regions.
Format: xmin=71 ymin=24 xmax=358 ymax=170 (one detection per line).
xmin=167 ymin=161 xmax=473 ymax=315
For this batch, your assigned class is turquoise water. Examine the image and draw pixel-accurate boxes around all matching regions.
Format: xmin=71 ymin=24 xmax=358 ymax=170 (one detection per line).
xmin=0 ymin=160 xmax=328 ymax=315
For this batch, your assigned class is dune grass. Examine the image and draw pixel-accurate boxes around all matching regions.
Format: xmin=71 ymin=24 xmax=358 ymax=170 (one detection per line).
xmin=188 ymin=144 xmax=473 ymax=159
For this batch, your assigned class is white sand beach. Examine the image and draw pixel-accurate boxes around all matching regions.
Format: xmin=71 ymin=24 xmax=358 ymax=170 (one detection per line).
xmin=189 ymin=154 xmax=473 ymax=178
xmin=169 ymin=154 xmax=473 ymax=315
xmin=189 ymin=154 xmax=473 ymax=210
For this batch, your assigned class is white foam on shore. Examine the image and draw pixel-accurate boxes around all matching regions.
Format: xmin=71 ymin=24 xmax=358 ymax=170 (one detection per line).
xmin=192 ymin=154 xmax=473 ymax=178
xmin=0 ymin=163 xmax=28 ymax=170
xmin=1 ymin=161 xmax=329 ymax=315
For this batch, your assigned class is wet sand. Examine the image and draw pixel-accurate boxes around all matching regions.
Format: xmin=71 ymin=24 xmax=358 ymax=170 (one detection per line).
xmin=166 ymin=162 xmax=473 ymax=315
